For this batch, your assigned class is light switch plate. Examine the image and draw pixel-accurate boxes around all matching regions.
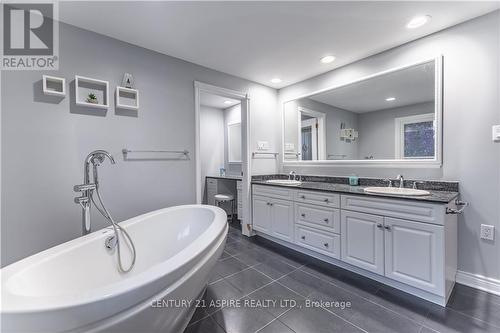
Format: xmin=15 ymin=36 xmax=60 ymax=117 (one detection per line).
xmin=480 ymin=224 xmax=495 ymax=241
xmin=285 ymin=143 xmax=295 ymax=151
xmin=492 ymin=125 xmax=500 ymax=142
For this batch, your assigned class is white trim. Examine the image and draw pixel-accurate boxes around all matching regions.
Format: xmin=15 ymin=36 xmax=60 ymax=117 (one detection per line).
xmin=281 ymin=56 xmax=443 ymax=168
xmin=456 ymin=270 xmax=500 ymax=296
xmin=394 ymin=113 xmax=435 ymax=159
xmin=194 ymin=81 xmax=252 ymax=236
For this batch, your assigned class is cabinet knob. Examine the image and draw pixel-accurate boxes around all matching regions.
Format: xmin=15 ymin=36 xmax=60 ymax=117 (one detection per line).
xmin=300 ymin=195 xmax=306 ymax=199
xmin=324 ymin=218 xmax=329 ymax=223
xmin=301 ymin=213 xmax=306 ymax=218
xmin=324 ymin=243 xmax=329 ymax=247
xmin=301 ymin=235 xmax=306 ymax=240
xmin=376 ymin=223 xmax=383 ymax=229
xmin=324 ymin=198 xmax=329 ymax=203
xmin=269 ymin=203 xmax=273 ymax=206
xmin=384 ymin=225 xmax=391 ymax=231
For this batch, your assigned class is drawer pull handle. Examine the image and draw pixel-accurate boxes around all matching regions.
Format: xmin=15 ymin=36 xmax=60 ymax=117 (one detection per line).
xmin=324 ymin=218 xmax=329 ymax=223
xmin=301 ymin=213 xmax=306 ymax=218
xmin=384 ymin=225 xmax=391 ymax=231
xmin=301 ymin=235 xmax=306 ymax=240
xmin=324 ymin=198 xmax=329 ymax=203
xmin=376 ymin=223 xmax=383 ymax=229
xmin=324 ymin=243 xmax=329 ymax=247
xmin=300 ymin=195 xmax=306 ymax=199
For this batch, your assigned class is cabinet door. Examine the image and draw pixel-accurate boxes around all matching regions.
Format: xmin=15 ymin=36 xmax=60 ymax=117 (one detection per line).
xmin=341 ymin=210 xmax=384 ymax=275
xmin=270 ymin=198 xmax=294 ymax=242
xmin=206 ymin=178 xmax=218 ymax=205
xmin=384 ymin=217 xmax=444 ymax=295
xmin=252 ymin=195 xmax=271 ymax=234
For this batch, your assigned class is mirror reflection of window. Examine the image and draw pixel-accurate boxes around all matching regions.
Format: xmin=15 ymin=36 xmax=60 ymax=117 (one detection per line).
xmin=228 ymin=122 xmax=242 ymax=163
xmin=395 ymin=114 xmax=435 ymax=159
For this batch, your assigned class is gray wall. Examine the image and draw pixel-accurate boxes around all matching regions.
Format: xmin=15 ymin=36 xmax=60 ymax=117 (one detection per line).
xmin=280 ymin=11 xmax=500 ymax=281
xmin=357 ymin=102 xmax=434 ymax=159
xmin=1 ymin=22 xmax=278 ymax=266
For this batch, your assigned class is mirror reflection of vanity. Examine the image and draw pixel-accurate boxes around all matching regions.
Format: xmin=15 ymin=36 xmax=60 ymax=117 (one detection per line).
xmin=283 ymin=58 xmax=442 ymax=166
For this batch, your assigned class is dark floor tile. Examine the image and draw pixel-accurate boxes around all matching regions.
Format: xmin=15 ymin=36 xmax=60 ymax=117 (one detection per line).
xmin=203 ymin=279 xmax=245 ymax=315
xmin=212 ymin=303 xmax=275 ymax=333
xmin=447 ymin=285 xmax=500 ymax=326
xmin=225 ymin=240 xmax=258 ymax=255
xmin=347 ymin=299 xmax=422 ymax=333
xmin=218 ymin=250 xmax=233 ymax=260
xmin=254 ymin=258 xmax=297 ymax=280
xmin=184 ymin=316 xmax=226 ymax=333
xmin=226 ymin=268 xmax=273 ymax=295
xmin=246 ymin=282 xmax=305 ymax=316
xmin=302 ymin=263 xmax=380 ymax=299
xmin=308 ymin=288 xmax=365 ymax=321
xmin=278 ymin=306 xmax=363 ymax=333
xmin=277 ymin=269 xmax=334 ymax=298
xmin=208 ymin=269 xmax=224 ymax=284
xmin=233 ymin=248 xmax=265 ymax=266
xmin=257 ymin=319 xmax=295 ymax=333
xmin=188 ymin=305 xmax=209 ymax=325
xmin=424 ymin=307 xmax=500 ymax=333
xmin=212 ymin=257 xmax=249 ymax=278
xmin=366 ymin=285 xmax=432 ymax=324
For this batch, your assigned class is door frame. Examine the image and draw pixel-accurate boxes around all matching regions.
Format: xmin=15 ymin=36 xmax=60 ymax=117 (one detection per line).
xmin=194 ymin=81 xmax=252 ymax=235
xmin=297 ymin=107 xmax=326 ymax=160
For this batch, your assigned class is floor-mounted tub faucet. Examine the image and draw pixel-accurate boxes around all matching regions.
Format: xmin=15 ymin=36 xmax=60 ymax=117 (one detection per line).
xmin=74 ymin=150 xmax=116 ymax=235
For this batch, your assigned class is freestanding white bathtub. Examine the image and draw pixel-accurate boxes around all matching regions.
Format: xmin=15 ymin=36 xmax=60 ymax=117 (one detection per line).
xmin=1 ymin=204 xmax=228 ymax=333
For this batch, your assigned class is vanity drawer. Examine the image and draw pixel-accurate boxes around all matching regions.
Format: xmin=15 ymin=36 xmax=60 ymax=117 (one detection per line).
xmin=252 ymin=184 xmax=293 ymax=200
xmin=295 ymin=203 xmax=340 ymax=233
xmin=341 ymin=195 xmax=445 ymax=225
xmin=295 ymin=190 xmax=340 ymax=208
xmin=295 ymin=225 xmax=340 ymax=259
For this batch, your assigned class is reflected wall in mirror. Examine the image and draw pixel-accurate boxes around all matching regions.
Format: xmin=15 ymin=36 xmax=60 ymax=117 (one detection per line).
xmin=228 ymin=121 xmax=242 ymax=163
xmin=283 ymin=58 xmax=441 ymax=164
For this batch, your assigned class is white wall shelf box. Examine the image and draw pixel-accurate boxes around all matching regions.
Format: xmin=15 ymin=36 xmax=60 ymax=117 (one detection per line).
xmin=75 ymin=75 xmax=109 ymax=109
xmin=116 ymin=86 xmax=139 ymax=110
xmin=42 ymin=75 xmax=66 ymax=97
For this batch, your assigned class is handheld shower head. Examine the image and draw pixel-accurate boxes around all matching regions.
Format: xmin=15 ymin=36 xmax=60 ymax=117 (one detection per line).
xmin=86 ymin=150 xmax=116 ymax=166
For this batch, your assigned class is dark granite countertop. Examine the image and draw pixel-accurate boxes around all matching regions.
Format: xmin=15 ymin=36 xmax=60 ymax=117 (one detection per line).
xmin=251 ymin=180 xmax=459 ymax=204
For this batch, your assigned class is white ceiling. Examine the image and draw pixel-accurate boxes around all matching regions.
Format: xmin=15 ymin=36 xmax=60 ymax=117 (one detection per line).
xmin=60 ymin=1 xmax=499 ymax=89
xmin=310 ymin=61 xmax=435 ymax=113
xmin=200 ymin=92 xmax=240 ymax=110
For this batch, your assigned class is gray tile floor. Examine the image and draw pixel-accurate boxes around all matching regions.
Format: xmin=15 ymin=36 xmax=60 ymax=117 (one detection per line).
xmin=185 ymin=225 xmax=500 ymax=333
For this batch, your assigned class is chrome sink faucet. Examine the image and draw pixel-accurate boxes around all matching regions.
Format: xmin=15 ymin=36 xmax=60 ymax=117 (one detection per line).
xmin=396 ymin=174 xmax=405 ymax=188
xmin=289 ymin=171 xmax=296 ymax=180
xmin=74 ymin=150 xmax=116 ymax=235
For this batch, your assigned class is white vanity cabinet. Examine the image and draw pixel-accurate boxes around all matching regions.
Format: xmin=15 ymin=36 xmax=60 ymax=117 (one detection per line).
xmin=341 ymin=210 xmax=385 ymax=275
xmin=252 ymin=185 xmax=294 ymax=241
xmin=251 ymin=184 xmax=457 ymax=306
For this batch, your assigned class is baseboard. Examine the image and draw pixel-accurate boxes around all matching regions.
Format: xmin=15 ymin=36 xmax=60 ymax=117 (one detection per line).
xmin=456 ymin=270 xmax=500 ymax=296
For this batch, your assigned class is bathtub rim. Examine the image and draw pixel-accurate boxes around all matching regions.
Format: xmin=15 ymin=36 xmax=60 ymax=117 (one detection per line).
xmin=1 ymin=204 xmax=228 ymax=314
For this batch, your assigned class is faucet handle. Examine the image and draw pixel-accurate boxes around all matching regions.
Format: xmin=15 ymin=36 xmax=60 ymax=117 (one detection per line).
xmin=74 ymin=184 xmax=96 ymax=192
xmin=384 ymin=179 xmax=392 ymax=187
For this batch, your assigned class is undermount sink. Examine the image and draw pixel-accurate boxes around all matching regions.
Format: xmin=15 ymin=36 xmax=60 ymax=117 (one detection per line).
xmin=266 ymin=179 xmax=302 ymax=186
xmin=363 ymin=187 xmax=430 ymax=196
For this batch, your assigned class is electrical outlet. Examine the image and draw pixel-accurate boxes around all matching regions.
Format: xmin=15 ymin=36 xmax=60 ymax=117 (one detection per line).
xmin=480 ymin=224 xmax=495 ymax=241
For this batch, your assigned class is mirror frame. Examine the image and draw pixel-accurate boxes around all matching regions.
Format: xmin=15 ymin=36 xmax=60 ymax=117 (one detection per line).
xmin=281 ymin=56 xmax=443 ymax=168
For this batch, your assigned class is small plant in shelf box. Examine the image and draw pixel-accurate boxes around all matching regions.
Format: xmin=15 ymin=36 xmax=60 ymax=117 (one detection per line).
xmin=86 ymin=93 xmax=98 ymax=104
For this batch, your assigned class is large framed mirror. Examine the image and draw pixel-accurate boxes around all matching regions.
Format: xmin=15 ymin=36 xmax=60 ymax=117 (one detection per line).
xmin=282 ymin=57 xmax=442 ymax=167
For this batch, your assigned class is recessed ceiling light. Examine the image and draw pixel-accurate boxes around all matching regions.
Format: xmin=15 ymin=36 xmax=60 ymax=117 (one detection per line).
xmin=224 ymin=100 xmax=232 ymax=105
xmin=406 ymin=15 xmax=431 ymax=29
xmin=320 ymin=55 xmax=336 ymax=64
xmin=386 ymin=97 xmax=396 ymax=102
xmin=270 ymin=78 xmax=282 ymax=84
